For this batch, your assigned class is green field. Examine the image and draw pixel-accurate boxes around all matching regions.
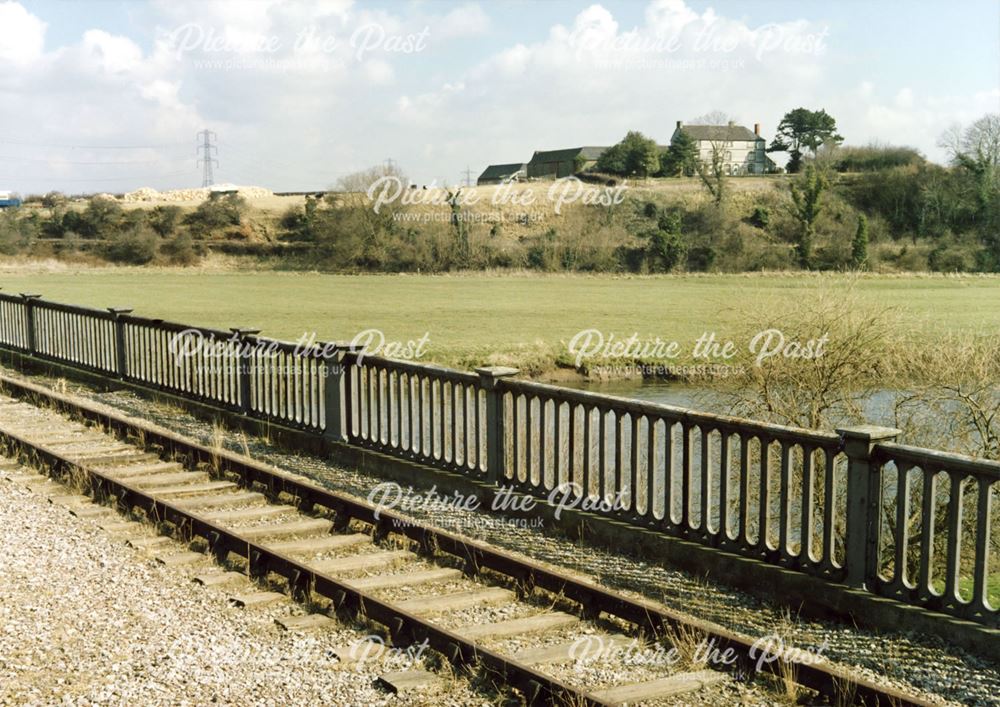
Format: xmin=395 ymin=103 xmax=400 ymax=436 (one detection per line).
xmin=3 ymin=269 xmax=999 ymax=373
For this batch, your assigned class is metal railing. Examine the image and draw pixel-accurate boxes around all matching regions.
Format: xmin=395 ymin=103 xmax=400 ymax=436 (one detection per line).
xmin=345 ymin=354 xmax=487 ymax=477
xmin=498 ymin=378 xmax=848 ymax=581
xmin=870 ymin=443 xmax=999 ymax=623
xmin=0 ymin=292 xmax=995 ymax=626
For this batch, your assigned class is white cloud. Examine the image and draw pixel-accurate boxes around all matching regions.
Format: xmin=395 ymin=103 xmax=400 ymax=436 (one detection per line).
xmin=393 ymin=1 xmax=832 ymax=174
xmin=0 ymin=0 xmax=995 ymax=191
xmin=363 ymin=58 xmax=394 ymax=84
xmin=81 ymin=30 xmax=144 ymax=74
xmin=840 ymin=87 xmax=1000 ymax=160
xmin=0 ymin=2 xmax=46 ymax=67
xmin=437 ymin=3 xmax=490 ymax=38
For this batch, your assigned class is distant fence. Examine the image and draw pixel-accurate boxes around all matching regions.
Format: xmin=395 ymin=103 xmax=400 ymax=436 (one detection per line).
xmin=0 ymin=291 xmax=996 ymax=627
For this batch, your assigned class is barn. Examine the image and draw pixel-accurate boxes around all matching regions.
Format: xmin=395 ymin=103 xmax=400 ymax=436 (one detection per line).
xmin=477 ymin=163 xmax=527 ymax=186
xmin=525 ymin=146 xmax=608 ymax=179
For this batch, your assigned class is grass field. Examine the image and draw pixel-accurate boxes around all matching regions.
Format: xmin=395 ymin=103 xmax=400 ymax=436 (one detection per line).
xmin=2 ymin=268 xmax=999 ymax=374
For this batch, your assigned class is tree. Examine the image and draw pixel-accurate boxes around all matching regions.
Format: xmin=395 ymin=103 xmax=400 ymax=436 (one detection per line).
xmin=646 ymin=208 xmax=686 ymax=271
xmin=696 ymin=139 xmax=727 ymax=206
xmin=66 ymin=196 xmax=123 ymax=239
xmin=689 ymin=110 xmax=734 ymax=126
xmin=659 ymin=129 xmax=698 ymax=177
xmin=323 ymin=163 xmax=411 ymax=268
xmin=446 ymin=188 xmax=471 ymax=268
xmin=595 ymin=143 xmax=627 ymax=174
xmin=939 ymin=113 xmax=1000 ymax=269
xmin=596 ymin=131 xmax=660 ymax=177
xmin=852 ymin=214 xmax=869 ymax=270
xmin=769 ymin=108 xmax=843 ymax=173
xmin=940 ymin=113 xmax=1000 ymax=172
xmin=789 ymin=164 xmax=828 ymax=268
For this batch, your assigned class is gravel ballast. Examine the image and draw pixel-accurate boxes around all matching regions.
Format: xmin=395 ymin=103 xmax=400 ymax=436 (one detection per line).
xmin=7 ymin=370 xmax=998 ymax=706
xmin=0 ymin=466 xmax=485 ymax=707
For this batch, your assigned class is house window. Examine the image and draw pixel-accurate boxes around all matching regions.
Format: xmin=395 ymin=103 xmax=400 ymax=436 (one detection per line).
xmin=725 ymin=151 xmax=732 ymax=161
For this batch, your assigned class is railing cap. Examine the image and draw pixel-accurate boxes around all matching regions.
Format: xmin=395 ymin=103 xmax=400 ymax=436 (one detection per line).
xmin=19 ymin=293 xmax=42 ymax=300
xmin=836 ymin=425 xmax=901 ymax=442
xmin=107 ymin=307 xmax=133 ymax=315
xmin=475 ymin=366 xmax=519 ymax=379
xmin=229 ymin=327 xmax=262 ymax=337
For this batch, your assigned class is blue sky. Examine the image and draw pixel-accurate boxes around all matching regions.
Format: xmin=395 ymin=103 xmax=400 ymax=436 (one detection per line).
xmin=1 ymin=0 xmax=997 ymax=192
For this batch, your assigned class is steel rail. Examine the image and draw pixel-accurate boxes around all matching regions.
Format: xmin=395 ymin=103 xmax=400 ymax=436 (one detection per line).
xmin=0 ymin=372 xmax=935 ymax=707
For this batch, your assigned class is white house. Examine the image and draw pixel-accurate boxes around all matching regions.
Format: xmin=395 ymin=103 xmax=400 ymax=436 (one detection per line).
xmin=673 ymin=120 xmax=777 ymax=175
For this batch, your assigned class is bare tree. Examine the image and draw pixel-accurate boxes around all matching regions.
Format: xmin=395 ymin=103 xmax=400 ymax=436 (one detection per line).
xmin=723 ymin=284 xmax=894 ymax=430
xmin=939 ymin=113 xmax=1000 ymax=170
xmin=688 ymin=112 xmax=738 ymax=204
xmin=689 ymin=110 xmax=736 ymax=126
xmin=336 ymin=162 xmax=409 ymax=193
xmin=696 ymin=139 xmax=727 ymax=206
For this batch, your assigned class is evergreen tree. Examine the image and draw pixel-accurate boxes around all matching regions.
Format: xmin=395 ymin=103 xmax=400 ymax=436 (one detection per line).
xmin=852 ymin=214 xmax=869 ymax=270
xmin=597 ymin=131 xmax=660 ymax=177
xmin=660 ymin=129 xmax=698 ymax=177
xmin=769 ymin=108 xmax=843 ymax=173
xmin=789 ymin=164 xmax=828 ymax=268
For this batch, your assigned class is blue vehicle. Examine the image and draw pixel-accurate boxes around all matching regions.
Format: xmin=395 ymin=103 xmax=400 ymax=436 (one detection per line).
xmin=0 ymin=191 xmax=22 ymax=209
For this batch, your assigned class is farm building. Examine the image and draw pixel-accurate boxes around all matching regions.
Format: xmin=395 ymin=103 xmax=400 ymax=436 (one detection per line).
xmin=672 ymin=121 xmax=776 ymax=175
xmin=477 ymin=163 xmax=527 ymax=185
xmin=526 ymin=146 xmax=608 ymax=179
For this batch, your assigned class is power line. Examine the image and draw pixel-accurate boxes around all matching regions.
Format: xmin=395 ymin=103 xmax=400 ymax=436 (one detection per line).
xmin=0 ymin=155 xmax=188 ymax=166
xmin=0 ymin=171 xmax=193 ymax=183
xmin=0 ymin=139 xmax=189 ymax=150
xmin=196 ymin=130 xmax=218 ymax=188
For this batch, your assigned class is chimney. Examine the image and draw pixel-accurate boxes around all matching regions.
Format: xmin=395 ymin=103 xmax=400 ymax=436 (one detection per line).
xmin=754 ymin=122 xmax=760 ymax=136
xmin=676 ymin=120 xmax=682 ymax=130
xmin=727 ymin=120 xmax=735 ymax=127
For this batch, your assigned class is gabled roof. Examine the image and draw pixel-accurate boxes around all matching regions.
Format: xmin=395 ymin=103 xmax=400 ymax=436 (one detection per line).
xmin=478 ymin=163 xmax=527 ymax=180
xmin=528 ymin=146 xmax=608 ymax=163
xmin=678 ymin=124 xmax=760 ymax=142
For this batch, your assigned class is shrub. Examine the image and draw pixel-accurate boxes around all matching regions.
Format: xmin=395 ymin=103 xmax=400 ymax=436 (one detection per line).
xmin=928 ymin=243 xmax=976 ymax=272
xmin=0 ymin=210 xmax=38 ymax=254
xmin=830 ymin=144 xmax=925 ymax=172
xmin=647 ymin=230 xmax=686 ymax=271
xmin=748 ymin=205 xmax=770 ymax=229
xmin=687 ymin=244 xmax=717 ymax=271
xmin=41 ymin=191 xmax=67 ymax=208
xmin=742 ymin=243 xmax=797 ymax=271
xmin=66 ymin=196 xmax=123 ymax=238
xmin=183 ymin=193 xmax=247 ymax=237
xmin=148 ymin=205 xmax=182 ymax=237
xmin=103 ymin=227 xmax=157 ymax=264
xmin=159 ymin=232 xmax=201 ymax=266
xmin=813 ymin=241 xmax=851 ymax=270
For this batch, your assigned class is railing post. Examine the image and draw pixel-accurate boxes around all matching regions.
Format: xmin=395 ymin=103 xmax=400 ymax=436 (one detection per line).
xmin=19 ymin=293 xmax=41 ymax=354
xmin=107 ymin=308 xmax=133 ymax=379
xmin=322 ymin=345 xmax=350 ymax=443
xmin=475 ymin=366 xmax=519 ymax=485
xmin=230 ymin=328 xmax=260 ymax=415
xmin=837 ymin=425 xmax=900 ymax=589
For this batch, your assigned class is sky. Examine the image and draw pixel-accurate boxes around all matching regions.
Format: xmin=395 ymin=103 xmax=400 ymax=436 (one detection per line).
xmin=0 ymin=0 xmax=997 ymax=193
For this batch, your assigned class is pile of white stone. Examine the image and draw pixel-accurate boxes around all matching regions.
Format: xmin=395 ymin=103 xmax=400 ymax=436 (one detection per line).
xmin=122 ymin=183 xmax=273 ymax=203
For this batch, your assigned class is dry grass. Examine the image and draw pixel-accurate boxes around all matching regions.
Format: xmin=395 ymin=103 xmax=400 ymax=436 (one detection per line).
xmin=662 ymin=620 xmax=707 ymax=670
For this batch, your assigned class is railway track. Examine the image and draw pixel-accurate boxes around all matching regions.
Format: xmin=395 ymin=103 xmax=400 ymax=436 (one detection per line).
xmin=0 ymin=372 xmax=934 ymax=707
